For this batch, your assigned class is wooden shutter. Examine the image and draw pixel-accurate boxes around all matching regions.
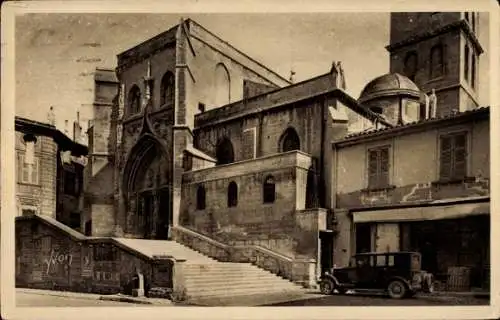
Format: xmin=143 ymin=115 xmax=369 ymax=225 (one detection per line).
xmin=368 ymin=150 xmax=379 ymax=188
xmin=379 ymin=148 xmax=390 ymax=187
xmin=453 ymin=133 xmax=467 ymax=179
xmin=439 ymin=135 xmax=453 ymax=180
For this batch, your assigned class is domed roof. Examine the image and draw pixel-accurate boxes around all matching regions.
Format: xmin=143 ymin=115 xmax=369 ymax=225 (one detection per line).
xmin=358 ymin=73 xmax=421 ymax=104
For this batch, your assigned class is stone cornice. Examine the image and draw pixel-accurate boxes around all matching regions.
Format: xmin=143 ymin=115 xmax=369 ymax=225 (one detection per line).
xmin=183 ymin=150 xmax=313 ymax=184
xmin=386 ymin=20 xmax=484 ymax=55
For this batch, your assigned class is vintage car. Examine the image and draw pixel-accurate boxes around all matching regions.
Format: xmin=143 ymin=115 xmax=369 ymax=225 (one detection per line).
xmin=318 ymin=251 xmax=434 ymax=299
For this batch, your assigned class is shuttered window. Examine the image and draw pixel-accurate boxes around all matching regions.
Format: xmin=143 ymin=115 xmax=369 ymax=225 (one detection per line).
xmin=367 ymin=146 xmax=390 ymax=189
xmin=440 ymin=132 xmax=468 ymax=181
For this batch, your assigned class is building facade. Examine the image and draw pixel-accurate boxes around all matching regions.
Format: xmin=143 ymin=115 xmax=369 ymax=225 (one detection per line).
xmin=76 ymin=12 xmax=489 ymax=289
xmin=332 ymin=12 xmax=489 ymax=291
xmin=15 ymin=117 xmax=88 ymax=230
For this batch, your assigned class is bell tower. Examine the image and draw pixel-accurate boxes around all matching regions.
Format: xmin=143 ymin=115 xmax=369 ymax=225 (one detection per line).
xmin=386 ymin=12 xmax=484 ymax=116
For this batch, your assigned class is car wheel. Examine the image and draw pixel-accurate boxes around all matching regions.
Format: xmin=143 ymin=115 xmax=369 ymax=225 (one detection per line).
xmin=320 ymin=279 xmax=334 ymax=295
xmin=387 ymin=280 xmax=407 ymax=299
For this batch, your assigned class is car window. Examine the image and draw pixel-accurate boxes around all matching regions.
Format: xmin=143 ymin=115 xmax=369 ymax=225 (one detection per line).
xmin=356 ymin=256 xmax=370 ymax=267
xmin=388 ymin=255 xmax=395 ymax=266
xmin=376 ymin=255 xmax=386 ymax=266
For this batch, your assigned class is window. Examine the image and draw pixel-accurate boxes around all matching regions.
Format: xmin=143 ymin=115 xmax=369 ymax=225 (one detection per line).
xmin=94 ymin=244 xmax=117 ymax=261
xmin=430 ymin=45 xmax=444 ymax=79
xmin=471 ymin=53 xmax=476 ymax=89
xmin=376 ymin=255 xmax=386 ymax=266
xmin=64 ymin=170 xmax=79 ymax=196
xmin=263 ymin=175 xmax=276 ymax=203
xmin=215 ymin=138 xmax=234 ymax=165
xmin=85 ymin=220 xmax=92 ymax=236
xmin=18 ymin=154 xmax=39 ymax=185
xmin=160 ymin=72 xmax=175 ymax=107
xmin=227 ymin=181 xmax=238 ymax=207
xmin=214 ymin=63 xmax=231 ymax=106
xmin=280 ymin=128 xmax=301 ymax=152
xmin=70 ymin=212 xmax=81 ymax=230
xmin=367 ymin=146 xmax=390 ymax=189
xmin=464 ymin=44 xmax=470 ymax=82
xmin=128 ymin=85 xmax=142 ymax=115
xmin=404 ymin=51 xmax=418 ymax=81
xmin=196 ymin=185 xmax=206 ymax=210
xmin=440 ymin=132 xmax=468 ymax=181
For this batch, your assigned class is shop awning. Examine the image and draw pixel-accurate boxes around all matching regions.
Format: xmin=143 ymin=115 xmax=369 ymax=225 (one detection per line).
xmin=352 ymin=200 xmax=490 ymax=223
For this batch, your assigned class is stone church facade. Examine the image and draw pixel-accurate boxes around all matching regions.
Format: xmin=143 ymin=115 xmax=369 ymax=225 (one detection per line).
xmin=82 ymin=13 xmax=489 ymax=286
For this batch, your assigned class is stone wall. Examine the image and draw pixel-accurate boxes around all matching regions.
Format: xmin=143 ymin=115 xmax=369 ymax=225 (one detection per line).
xmin=180 ymin=151 xmax=320 ymax=259
xmin=16 ymin=216 xmax=173 ymax=295
xmin=194 ymin=98 xmax=326 ymax=162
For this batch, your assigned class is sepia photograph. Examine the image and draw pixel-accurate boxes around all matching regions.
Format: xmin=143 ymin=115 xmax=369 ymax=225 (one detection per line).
xmin=1 ymin=1 xmax=498 ymax=319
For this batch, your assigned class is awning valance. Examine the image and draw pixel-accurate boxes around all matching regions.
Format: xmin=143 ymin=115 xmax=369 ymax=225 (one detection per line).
xmin=352 ymin=201 xmax=490 ymax=224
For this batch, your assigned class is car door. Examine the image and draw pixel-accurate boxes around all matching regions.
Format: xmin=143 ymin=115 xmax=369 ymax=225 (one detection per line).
xmin=355 ymin=255 xmax=375 ymax=288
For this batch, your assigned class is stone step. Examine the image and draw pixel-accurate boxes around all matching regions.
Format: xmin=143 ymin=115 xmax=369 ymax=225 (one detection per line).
xmin=182 ymin=269 xmax=274 ymax=277
xmin=188 ymin=287 xmax=304 ymax=298
xmin=182 ymin=264 xmax=263 ymax=272
xmin=184 ymin=274 xmax=285 ymax=284
xmin=187 ymin=281 xmax=299 ymax=294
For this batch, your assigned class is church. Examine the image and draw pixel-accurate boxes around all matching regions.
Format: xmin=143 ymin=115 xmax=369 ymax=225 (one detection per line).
xmin=16 ymin=12 xmax=490 ymax=300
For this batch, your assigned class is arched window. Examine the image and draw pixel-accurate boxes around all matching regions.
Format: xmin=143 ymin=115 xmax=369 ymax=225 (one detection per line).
xmin=263 ymin=175 xmax=276 ymax=204
xmin=430 ymin=45 xmax=444 ymax=79
xmin=215 ymin=137 xmax=234 ymax=165
xmin=280 ymin=127 xmax=301 ymax=152
xmin=214 ymin=63 xmax=231 ymax=106
xmin=196 ymin=185 xmax=206 ymax=210
xmin=128 ymin=85 xmax=142 ymax=115
xmin=160 ymin=72 xmax=175 ymax=108
xmin=404 ymin=51 xmax=418 ymax=81
xmin=227 ymin=181 xmax=238 ymax=207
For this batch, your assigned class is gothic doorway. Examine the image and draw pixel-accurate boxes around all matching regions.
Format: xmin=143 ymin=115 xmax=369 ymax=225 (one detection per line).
xmin=123 ymin=134 xmax=172 ymax=239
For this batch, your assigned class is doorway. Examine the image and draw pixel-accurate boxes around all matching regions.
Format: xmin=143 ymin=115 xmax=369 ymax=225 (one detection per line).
xmin=157 ymin=187 xmax=171 ymax=240
xmin=356 ymin=223 xmax=372 ymax=253
xmin=139 ymin=191 xmax=154 ymax=239
xmin=319 ymin=230 xmax=334 ymax=274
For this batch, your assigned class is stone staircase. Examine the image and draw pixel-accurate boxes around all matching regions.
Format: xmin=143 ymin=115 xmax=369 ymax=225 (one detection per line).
xmin=183 ymin=262 xmax=304 ymax=302
xmin=113 ymin=238 xmax=305 ymax=303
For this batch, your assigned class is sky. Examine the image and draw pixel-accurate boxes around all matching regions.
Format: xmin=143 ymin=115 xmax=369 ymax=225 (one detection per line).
xmin=14 ymin=12 xmax=490 ymax=139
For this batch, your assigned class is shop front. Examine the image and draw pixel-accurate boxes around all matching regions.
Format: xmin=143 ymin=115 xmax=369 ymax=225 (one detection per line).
xmin=351 ymin=198 xmax=490 ymax=291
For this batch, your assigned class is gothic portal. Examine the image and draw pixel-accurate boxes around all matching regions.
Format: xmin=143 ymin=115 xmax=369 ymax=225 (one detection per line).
xmin=122 ymin=134 xmax=172 ymax=239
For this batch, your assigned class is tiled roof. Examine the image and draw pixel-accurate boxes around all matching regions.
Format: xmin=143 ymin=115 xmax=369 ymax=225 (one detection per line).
xmin=336 ymin=106 xmax=490 ymax=143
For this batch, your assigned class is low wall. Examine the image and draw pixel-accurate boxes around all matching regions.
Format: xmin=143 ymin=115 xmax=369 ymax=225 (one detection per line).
xmin=15 ymin=215 xmax=174 ymax=296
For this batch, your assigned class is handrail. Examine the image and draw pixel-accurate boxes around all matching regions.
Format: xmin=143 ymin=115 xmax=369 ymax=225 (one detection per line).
xmin=172 ymin=225 xmax=295 ymax=263
xmin=174 ymin=225 xmax=230 ymax=250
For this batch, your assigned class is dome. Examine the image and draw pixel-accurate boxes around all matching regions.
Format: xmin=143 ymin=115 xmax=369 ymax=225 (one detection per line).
xmin=358 ymin=73 xmax=421 ymax=104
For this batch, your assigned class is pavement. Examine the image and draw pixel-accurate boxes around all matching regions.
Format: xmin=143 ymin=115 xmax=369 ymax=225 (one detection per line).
xmin=16 ymin=287 xmax=490 ymax=307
